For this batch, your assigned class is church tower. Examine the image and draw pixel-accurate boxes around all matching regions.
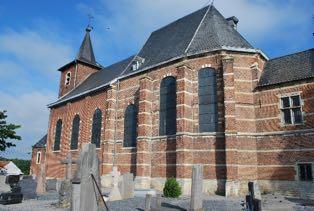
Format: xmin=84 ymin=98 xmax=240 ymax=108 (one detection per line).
xmin=57 ymin=26 xmax=102 ymax=98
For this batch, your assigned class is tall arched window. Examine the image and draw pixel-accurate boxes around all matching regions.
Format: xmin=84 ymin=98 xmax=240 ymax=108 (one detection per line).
xmin=53 ymin=119 xmax=62 ymax=151
xmin=70 ymin=114 xmax=80 ymax=150
xmin=123 ymin=104 xmax=138 ymax=147
xmin=91 ymin=108 xmax=102 ymax=148
xmin=159 ymin=76 xmax=176 ymax=136
xmin=198 ymin=68 xmax=218 ymax=132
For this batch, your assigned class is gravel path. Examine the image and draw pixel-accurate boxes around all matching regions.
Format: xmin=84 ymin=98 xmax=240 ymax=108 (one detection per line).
xmin=1 ymin=192 xmax=313 ymax=211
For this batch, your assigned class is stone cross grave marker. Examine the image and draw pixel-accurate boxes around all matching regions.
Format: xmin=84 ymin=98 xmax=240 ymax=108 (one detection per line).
xmin=108 ymin=166 xmax=122 ymax=201
xmin=71 ymin=143 xmax=101 ymax=211
xmin=59 ymin=153 xmax=77 ymax=208
xmin=190 ymin=165 xmax=204 ymax=211
xmin=61 ymin=153 xmax=74 ymax=180
xmin=119 ymin=173 xmax=134 ymax=199
xmin=36 ymin=163 xmax=45 ymax=194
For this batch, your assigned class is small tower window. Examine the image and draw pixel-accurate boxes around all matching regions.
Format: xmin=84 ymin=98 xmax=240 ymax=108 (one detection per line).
xmin=36 ymin=151 xmax=41 ymax=164
xmin=65 ymin=72 xmax=71 ymax=85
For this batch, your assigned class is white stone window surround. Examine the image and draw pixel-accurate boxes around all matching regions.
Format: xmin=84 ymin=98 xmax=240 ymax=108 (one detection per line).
xmin=36 ymin=151 xmax=41 ymax=164
xmin=295 ymin=162 xmax=314 ymax=182
xmin=278 ymin=92 xmax=304 ymax=126
xmin=65 ymin=71 xmax=71 ymax=86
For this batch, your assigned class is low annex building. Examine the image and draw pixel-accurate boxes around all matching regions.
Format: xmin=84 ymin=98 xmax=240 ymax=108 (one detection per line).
xmin=30 ymin=5 xmax=314 ymax=198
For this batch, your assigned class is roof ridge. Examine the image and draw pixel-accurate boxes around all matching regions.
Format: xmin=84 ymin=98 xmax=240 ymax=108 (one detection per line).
xmin=267 ymin=48 xmax=314 ymax=62
xmin=184 ymin=5 xmax=211 ymax=53
xmin=150 ymin=6 xmax=209 ymax=35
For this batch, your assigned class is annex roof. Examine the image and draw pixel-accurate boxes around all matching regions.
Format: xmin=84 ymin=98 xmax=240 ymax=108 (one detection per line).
xmin=258 ymin=48 xmax=314 ymax=87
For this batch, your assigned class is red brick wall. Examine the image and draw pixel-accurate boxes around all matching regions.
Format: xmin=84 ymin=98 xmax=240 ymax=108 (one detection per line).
xmin=30 ymin=148 xmax=45 ymax=177
xmin=41 ymin=50 xmax=314 ymax=188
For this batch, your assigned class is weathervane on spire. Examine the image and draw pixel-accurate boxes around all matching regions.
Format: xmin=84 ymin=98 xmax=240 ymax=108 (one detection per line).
xmin=86 ymin=13 xmax=94 ymax=32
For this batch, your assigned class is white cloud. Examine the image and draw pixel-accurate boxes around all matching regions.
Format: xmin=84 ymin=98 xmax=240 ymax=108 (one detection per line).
xmin=0 ymin=91 xmax=56 ymax=159
xmin=78 ymin=0 xmax=312 ymax=61
xmin=0 ymin=28 xmax=73 ymax=78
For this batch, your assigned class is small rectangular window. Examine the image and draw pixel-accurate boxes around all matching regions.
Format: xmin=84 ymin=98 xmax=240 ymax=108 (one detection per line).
xmin=36 ymin=152 xmax=41 ymax=164
xmin=280 ymin=95 xmax=303 ymax=125
xmin=298 ymin=164 xmax=313 ymax=181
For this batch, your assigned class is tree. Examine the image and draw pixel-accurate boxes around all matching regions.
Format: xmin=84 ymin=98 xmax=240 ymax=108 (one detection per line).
xmin=0 ymin=110 xmax=21 ymax=151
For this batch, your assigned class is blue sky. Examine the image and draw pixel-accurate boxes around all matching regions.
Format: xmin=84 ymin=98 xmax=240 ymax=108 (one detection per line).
xmin=0 ymin=0 xmax=313 ymax=159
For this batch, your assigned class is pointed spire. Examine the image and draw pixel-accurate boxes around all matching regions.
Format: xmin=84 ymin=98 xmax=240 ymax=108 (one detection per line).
xmin=76 ymin=26 xmax=97 ymax=65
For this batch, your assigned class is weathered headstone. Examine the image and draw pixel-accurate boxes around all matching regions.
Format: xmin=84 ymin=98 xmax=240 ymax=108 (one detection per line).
xmin=119 ymin=173 xmax=134 ymax=199
xmin=71 ymin=143 xmax=101 ymax=211
xmin=156 ymin=193 xmax=162 ymax=208
xmin=20 ymin=176 xmax=37 ymax=199
xmin=0 ymin=175 xmax=10 ymax=193
xmin=59 ymin=153 xmax=76 ymax=208
xmin=108 ymin=166 xmax=122 ymax=201
xmin=36 ymin=163 xmax=45 ymax=194
xmin=190 ymin=165 xmax=204 ymax=211
xmin=46 ymin=179 xmax=57 ymax=191
xmin=145 ymin=194 xmax=152 ymax=211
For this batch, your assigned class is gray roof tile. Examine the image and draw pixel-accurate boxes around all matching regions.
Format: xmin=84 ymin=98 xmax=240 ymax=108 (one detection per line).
xmin=258 ymin=49 xmax=314 ymax=87
xmin=33 ymin=134 xmax=47 ymax=148
xmin=50 ymin=5 xmax=255 ymax=107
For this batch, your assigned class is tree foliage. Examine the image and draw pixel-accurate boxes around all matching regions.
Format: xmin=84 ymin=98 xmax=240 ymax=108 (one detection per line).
xmin=0 ymin=110 xmax=21 ymax=151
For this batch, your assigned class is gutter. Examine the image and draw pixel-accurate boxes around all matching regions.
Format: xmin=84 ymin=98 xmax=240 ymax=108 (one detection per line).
xmin=48 ymin=46 xmax=268 ymax=108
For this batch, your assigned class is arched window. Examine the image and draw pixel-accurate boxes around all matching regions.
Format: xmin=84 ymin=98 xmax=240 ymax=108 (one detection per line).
xmin=159 ymin=76 xmax=176 ymax=136
xmin=91 ymin=108 xmax=102 ymax=148
xmin=70 ymin=114 xmax=80 ymax=150
xmin=53 ymin=119 xmax=62 ymax=151
xmin=123 ymin=104 xmax=138 ymax=147
xmin=198 ymin=68 xmax=218 ymax=132
xmin=65 ymin=72 xmax=71 ymax=85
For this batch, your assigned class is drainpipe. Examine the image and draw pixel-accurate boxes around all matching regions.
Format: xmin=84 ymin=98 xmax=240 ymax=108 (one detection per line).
xmin=112 ymin=79 xmax=120 ymax=167
xmin=73 ymin=60 xmax=78 ymax=87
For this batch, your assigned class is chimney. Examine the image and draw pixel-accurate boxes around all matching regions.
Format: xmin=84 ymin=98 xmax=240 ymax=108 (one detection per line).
xmin=226 ymin=16 xmax=239 ymax=30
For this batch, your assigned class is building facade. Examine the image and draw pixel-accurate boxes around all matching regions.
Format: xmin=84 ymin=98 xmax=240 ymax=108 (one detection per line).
xmin=31 ymin=5 xmax=314 ymax=198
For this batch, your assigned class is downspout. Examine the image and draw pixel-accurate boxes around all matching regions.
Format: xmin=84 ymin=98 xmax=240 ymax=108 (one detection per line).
xmin=112 ymin=79 xmax=120 ymax=167
xmin=73 ymin=60 xmax=78 ymax=87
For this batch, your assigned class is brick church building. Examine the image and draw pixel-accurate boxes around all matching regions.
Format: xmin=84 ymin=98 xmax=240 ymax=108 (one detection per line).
xmin=30 ymin=5 xmax=314 ymax=198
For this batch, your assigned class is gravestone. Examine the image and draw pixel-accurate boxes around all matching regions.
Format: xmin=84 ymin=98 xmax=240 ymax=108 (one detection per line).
xmin=246 ymin=182 xmax=262 ymax=211
xmin=46 ymin=179 xmax=57 ymax=191
xmin=59 ymin=153 xmax=75 ymax=208
xmin=71 ymin=143 xmax=101 ymax=211
xmin=0 ymin=175 xmax=10 ymax=193
xmin=119 ymin=173 xmax=134 ymax=199
xmin=108 ymin=166 xmax=122 ymax=201
xmin=190 ymin=165 xmax=204 ymax=211
xmin=20 ymin=176 xmax=37 ymax=199
xmin=36 ymin=163 xmax=45 ymax=194
xmin=145 ymin=194 xmax=152 ymax=211
xmin=0 ymin=175 xmax=23 ymax=205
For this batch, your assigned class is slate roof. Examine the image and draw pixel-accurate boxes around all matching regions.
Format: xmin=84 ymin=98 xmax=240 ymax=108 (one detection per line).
xmin=33 ymin=134 xmax=47 ymax=148
xmin=258 ymin=49 xmax=314 ymax=87
xmin=49 ymin=5 xmax=256 ymax=107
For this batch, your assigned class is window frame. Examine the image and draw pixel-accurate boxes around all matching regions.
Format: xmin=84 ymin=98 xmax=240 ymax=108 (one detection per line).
xmin=123 ymin=104 xmax=138 ymax=148
xmin=280 ymin=94 xmax=303 ymax=125
xmin=53 ymin=119 xmax=62 ymax=152
xmin=91 ymin=108 xmax=102 ymax=148
xmin=65 ymin=71 xmax=71 ymax=86
xmin=36 ymin=151 xmax=41 ymax=164
xmin=296 ymin=163 xmax=313 ymax=181
xmin=159 ymin=76 xmax=177 ymax=136
xmin=70 ymin=114 xmax=80 ymax=150
xmin=198 ymin=68 xmax=218 ymax=133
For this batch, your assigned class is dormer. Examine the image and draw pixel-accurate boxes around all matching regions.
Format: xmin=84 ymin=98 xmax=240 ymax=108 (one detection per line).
xmin=131 ymin=56 xmax=145 ymax=71
xmin=58 ymin=26 xmax=102 ymax=98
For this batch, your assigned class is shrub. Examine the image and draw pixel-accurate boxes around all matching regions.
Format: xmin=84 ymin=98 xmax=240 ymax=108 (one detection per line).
xmin=163 ymin=177 xmax=182 ymax=198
